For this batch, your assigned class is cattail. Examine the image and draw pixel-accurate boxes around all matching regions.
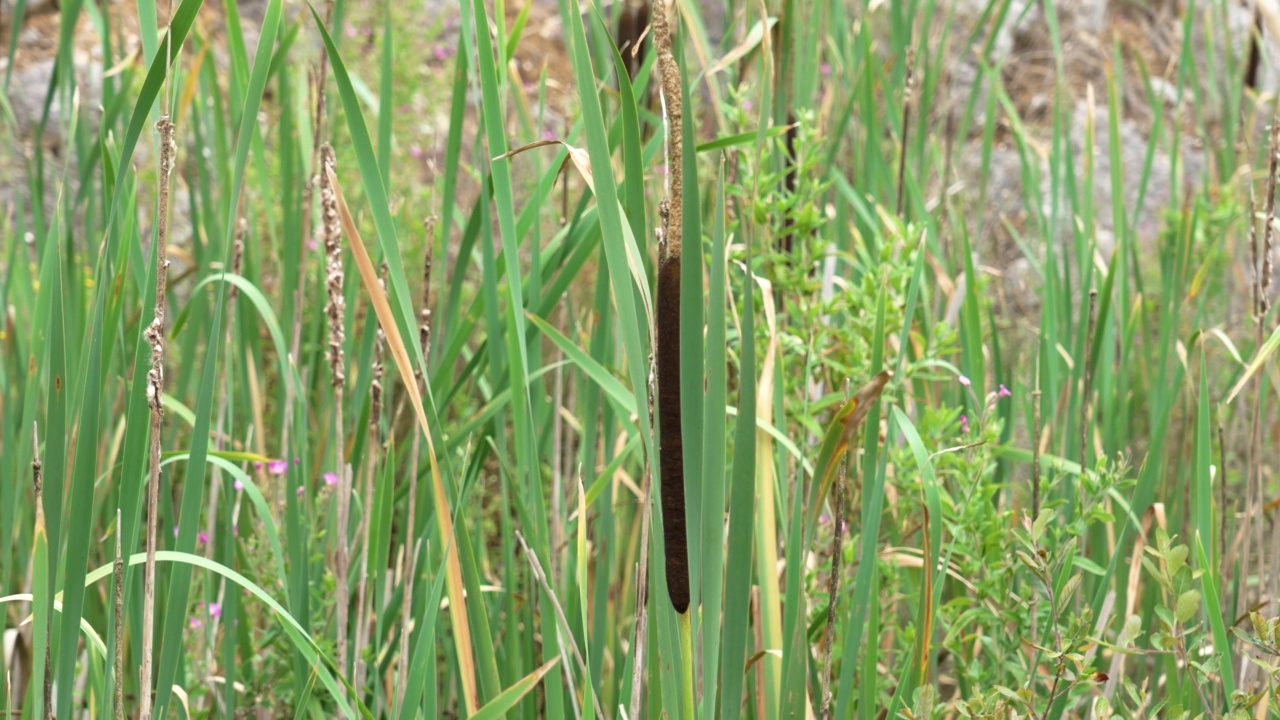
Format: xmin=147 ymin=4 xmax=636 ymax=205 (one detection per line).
xmin=616 ymin=0 xmax=650 ymax=83
xmin=140 ymin=114 xmax=176 ymax=720
xmin=319 ymin=142 xmax=352 ymax=674
xmin=651 ymin=0 xmax=690 ymax=614
xmin=1245 ymin=6 xmax=1263 ymax=91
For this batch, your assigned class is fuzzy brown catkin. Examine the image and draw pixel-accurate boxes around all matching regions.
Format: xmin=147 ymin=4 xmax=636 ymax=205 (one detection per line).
xmin=651 ymin=0 xmax=690 ymax=614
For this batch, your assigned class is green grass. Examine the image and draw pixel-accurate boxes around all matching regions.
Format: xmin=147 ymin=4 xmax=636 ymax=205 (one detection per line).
xmin=3 ymin=0 xmax=1280 ymax=717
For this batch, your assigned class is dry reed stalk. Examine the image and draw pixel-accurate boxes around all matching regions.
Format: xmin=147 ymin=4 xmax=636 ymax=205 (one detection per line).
xmin=140 ymin=114 xmax=177 ymax=720
xmin=319 ymin=142 xmax=351 ymax=675
xmin=651 ymin=0 xmax=690 ymax=615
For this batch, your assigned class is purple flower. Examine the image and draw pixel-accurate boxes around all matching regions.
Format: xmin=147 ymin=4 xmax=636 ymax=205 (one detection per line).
xmin=541 ymin=129 xmax=556 ymax=141
xmin=960 ymin=415 xmax=970 ymax=434
xmin=958 ymin=375 xmax=971 ymax=388
xmin=324 ymin=471 xmax=339 ymax=487
xmin=409 ymin=144 xmax=424 ymax=159
xmin=198 ymin=532 xmax=209 ymax=544
xmin=293 ymin=456 xmax=301 ymax=465
xmin=233 ymin=479 xmax=244 ymax=491
xmin=820 ymin=62 xmax=831 ymax=76
xmin=232 ymin=523 xmax=238 ymax=535
xmin=268 ymin=459 xmax=288 ymax=476
xmin=306 ymin=238 xmax=319 ymax=252
xmin=433 ymin=44 xmax=454 ymax=61
xmin=207 ymin=602 xmax=222 ymax=618
xmin=296 ymin=485 xmax=305 ymax=497
xmin=346 ymin=25 xmax=359 ymax=38
xmin=189 ymin=616 xmax=202 ymax=629
xmin=253 ymin=461 xmax=263 ymax=471
xmin=998 ymin=383 xmax=1012 ymax=398
xmin=173 ymin=525 xmax=179 ymax=538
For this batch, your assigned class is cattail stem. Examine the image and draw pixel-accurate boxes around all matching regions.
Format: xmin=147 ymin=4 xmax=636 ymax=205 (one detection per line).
xmin=319 ymin=143 xmax=351 ymax=675
xmin=140 ymin=114 xmax=176 ymax=720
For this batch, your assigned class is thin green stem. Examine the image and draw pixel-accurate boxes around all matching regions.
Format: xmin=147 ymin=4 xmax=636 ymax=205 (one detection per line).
xmin=679 ymin=611 xmax=695 ymax=720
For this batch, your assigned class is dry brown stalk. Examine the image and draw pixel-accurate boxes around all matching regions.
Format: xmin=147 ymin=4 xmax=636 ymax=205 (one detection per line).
xmin=319 ymin=142 xmax=352 ymax=676
xmin=140 ymin=114 xmax=177 ymax=720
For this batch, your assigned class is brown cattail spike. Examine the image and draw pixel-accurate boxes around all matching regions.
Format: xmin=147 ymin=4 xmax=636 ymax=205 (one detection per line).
xmin=652 ymin=0 xmax=690 ymax=614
